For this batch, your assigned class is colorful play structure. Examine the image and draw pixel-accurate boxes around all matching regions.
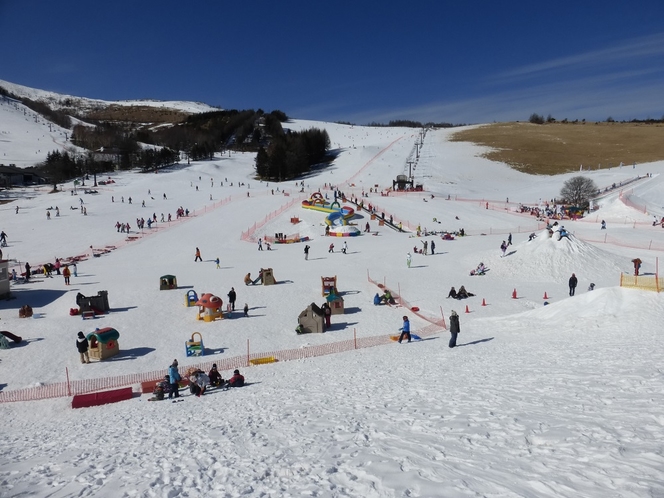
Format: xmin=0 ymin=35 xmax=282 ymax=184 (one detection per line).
xmin=326 ymin=292 xmax=345 ymax=315
xmin=87 ymin=327 xmax=120 ymax=361
xmin=322 ymin=276 xmax=338 ymax=296
xmin=245 ymin=268 xmax=277 ymax=286
xmin=185 ymin=290 xmax=198 ymax=307
xmin=302 ymin=192 xmax=355 ymax=227
xmin=160 ymin=275 xmax=178 ymax=290
xmin=185 ymin=332 xmax=204 ymax=357
xmin=195 ymin=293 xmax=224 ymax=322
xmin=321 ymin=276 xmax=344 ymax=314
xmin=75 ymin=290 xmax=110 ymax=319
xmin=297 ymin=303 xmax=326 ymax=333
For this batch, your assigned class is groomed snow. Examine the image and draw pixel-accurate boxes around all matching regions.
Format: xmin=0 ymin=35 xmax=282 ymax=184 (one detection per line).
xmin=1 ymin=101 xmax=663 ymax=497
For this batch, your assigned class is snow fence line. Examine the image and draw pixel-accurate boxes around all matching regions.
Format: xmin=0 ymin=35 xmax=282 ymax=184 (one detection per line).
xmin=0 ymin=324 xmax=444 ymax=404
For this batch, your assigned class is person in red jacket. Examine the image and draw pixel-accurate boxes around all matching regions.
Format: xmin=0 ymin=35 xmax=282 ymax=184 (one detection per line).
xmin=227 ymin=369 xmax=244 ymax=387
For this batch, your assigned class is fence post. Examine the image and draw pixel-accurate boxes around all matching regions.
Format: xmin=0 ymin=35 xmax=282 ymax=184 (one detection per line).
xmin=247 ymin=339 xmax=250 ymax=367
xmin=354 ymin=328 xmax=357 ymax=349
xmin=66 ymin=367 xmax=71 ymax=397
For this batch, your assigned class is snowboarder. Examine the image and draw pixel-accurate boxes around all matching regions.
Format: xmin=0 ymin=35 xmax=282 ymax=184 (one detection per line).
xmin=449 ymin=310 xmax=460 ymax=348
xmin=328 ymin=243 xmax=334 ymax=253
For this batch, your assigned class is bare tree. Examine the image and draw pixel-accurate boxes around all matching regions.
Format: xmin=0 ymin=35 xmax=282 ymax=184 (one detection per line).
xmin=559 ymin=176 xmax=598 ymax=207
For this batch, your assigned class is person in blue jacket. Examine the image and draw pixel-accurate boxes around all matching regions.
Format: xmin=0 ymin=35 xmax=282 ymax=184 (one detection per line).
xmin=168 ymin=359 xmax=181 ymax=399
xmin=373 ymin=293 xmax=381 ymax=305
xmin=398 ymin=315 xmax=411 ymax=343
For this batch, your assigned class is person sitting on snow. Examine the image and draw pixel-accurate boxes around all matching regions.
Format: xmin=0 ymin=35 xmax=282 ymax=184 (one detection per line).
xmin=447 ymin=286 xmax=458 ymax=299
xmin=227 ymin=369 xmax=245 ymax=387
xmin=189 ymin=369 xmax=210 ymax=397
xmin=208 ymin=364 xmax=224 ymax=387
xmin=373 ymin=293 xmax=381 ymax=305
xmin=456 ymin=286 xmax=474 ymax=299
xmin=244 ymin=273 xmax=252 ymax=285
xmin=380 ymin=289 xmax=394 ymax=304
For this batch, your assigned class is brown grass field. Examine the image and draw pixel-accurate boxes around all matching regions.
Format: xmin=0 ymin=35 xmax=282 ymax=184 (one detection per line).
xmin=450 ymin=122 xmax=664 ymax=175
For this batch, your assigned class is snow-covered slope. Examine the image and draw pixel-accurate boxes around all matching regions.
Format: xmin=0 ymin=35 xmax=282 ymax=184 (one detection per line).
xmin=0 ymin=112 xmax=663 ymax=497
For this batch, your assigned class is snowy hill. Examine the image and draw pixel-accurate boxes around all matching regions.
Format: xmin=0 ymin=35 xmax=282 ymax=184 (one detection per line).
xmin=0 ymin=79 xmax=218 ymax=115
xmin=0 ymin=97 xmax=663 ymax=496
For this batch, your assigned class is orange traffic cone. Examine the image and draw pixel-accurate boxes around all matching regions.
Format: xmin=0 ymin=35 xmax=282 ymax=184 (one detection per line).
xmin=512 ymin=288 xmax=518 ymax=299
xmin=543 ymin=291 xmax=549 ymax=300
xmin=481 ymin=298 xmax=487 ymax=306
xmin=465 ymin=305 xmax=470 ymax=313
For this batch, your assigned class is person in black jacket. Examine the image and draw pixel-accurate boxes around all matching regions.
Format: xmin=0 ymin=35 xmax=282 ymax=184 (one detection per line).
xmin=76 ymin=331 xmax=90 ymax=364
xmin=227 ymin=287 xmax=237 ymax=311
xmin=449 ymin=310 xmax=460 ymax=348
xmin=569 ymin=273 xmax=578 ymax=296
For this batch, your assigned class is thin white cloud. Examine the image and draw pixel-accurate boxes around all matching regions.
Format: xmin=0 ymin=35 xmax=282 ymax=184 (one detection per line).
xmin=495 ymin=33 xmax=664 ymax=81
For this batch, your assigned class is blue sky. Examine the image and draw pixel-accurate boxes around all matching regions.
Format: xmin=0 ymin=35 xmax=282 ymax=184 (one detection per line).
xmin=2 ymin=0 xmax=663 ymax=124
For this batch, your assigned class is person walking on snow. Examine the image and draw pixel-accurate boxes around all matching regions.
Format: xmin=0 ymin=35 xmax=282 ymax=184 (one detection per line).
xmin=500 ymin=240 xmax=507 ymax=257
xmin=257 ymin=238 xmax=263 ymax=251
xmin=328 ymin=243 xmax=334 ymax=253
xmin=342 ymin=241 xmax=348 ymax=254
xmin=194 ymin=247 xmax=202 ymax=262
xmin=406 ymin=252 xmax=412 ymax=268
xmin=449 ymin=310 xmax=460 ymax=348
xmin=430 ymin=240 xmax=436 ymax=255
xmin=304 ymin=245 xmax=310 ymax=260
xmin=569 ymin=273 xmax=578 ymax=296
xmin=76 ymin=331 xmax=90 ymax=364
xmin=507 ymin=233 xmax=512 ymax=246
xmin=398 ymin=315 xmax=411 ymax=343
xmin=62 ymin=265 xmax=71 ymax=285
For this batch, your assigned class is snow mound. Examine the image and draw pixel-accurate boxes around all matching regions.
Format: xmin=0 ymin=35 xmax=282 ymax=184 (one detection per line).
xmin=483 ymin=229 xmax=624 ymax=283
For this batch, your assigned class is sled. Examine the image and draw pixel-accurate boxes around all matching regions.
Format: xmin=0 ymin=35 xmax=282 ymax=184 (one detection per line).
xmin=389 ymin=333 xmax=421 ymax=342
